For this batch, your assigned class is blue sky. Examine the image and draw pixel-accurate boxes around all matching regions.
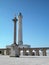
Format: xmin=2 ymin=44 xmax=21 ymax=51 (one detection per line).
xmin=0 ymin=0 xmax=49 ymax=48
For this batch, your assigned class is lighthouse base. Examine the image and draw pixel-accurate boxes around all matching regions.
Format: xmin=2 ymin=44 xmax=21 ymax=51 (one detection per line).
xmin=10 ymin=44 xmax=20 ymax=57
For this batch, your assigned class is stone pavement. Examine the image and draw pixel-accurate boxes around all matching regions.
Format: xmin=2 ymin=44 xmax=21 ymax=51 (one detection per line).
xmin=0 ymin=55 xmax=49 ymax=65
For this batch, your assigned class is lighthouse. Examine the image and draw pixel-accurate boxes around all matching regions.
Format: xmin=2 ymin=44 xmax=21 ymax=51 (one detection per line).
xmin=18 ymin=13 xmax=23 ymax=45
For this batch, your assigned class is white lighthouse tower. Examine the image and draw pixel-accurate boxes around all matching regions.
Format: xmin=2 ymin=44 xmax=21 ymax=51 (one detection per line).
xmin=18 ymin=12 xmax=23 ymax=45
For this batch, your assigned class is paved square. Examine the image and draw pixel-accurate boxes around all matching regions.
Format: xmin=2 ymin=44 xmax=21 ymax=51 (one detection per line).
xmin=0 ymin=55 xmax=49 ymax=65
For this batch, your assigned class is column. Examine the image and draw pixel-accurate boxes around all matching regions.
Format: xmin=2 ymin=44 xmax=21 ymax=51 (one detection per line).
xmin=10 ymin=16 xmax=19 ymax=57
xmin=23 ymin=48 xmax=26 ymax=55
xmin=18 ymin=48 xmax=20 ymax=55
xmin=43 ymin=49 xmax=47 ymax=56
xmin=36 ymin=49 xmax=40 ymax=56
xmin=6 ymin=48 xmax=10 ymax=55
xmin=18 ymin=12 xmax=23 ymax=45
xmin=29 ymin=50 xmax=32 ymax=55
xmin=12 ymin=16 xmax=17 ymax=44
xmin=4 ymin=50 xmax=7 ymax=55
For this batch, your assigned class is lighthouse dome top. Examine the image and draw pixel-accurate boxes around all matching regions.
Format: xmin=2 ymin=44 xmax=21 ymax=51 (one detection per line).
xmin=19 ymin=12 xmax=22 ymax=16
xmin=18 ymin=12 xmax=23 ymax=18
